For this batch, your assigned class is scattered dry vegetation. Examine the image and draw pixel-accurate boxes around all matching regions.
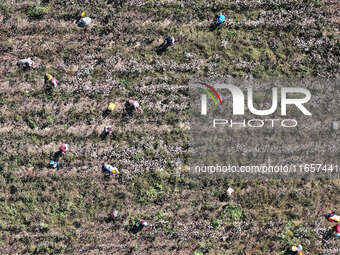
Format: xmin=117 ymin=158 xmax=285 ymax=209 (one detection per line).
xmin=0 ymin=0 xmax=339 ymax=254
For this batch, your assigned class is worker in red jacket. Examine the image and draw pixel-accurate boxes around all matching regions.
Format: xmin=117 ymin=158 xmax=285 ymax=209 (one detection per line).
xmin=59 ymin=144 xmax=69 ymax=153
xmin=328 ymin=212 xmax=340 ymax=223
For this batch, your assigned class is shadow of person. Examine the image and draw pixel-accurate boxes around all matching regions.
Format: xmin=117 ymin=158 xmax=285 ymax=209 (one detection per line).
xmin=209 ymin=22 xmax=220 ymax=31
xmin=102 ymin=172 xmax=112 ymax=182
xmin=44 ymin=78 xmax=53 ymax=95
xmin=156 ymin=43 xmax=170 ymax=55
xmin=53 ymin=150 xmax=63 ymax=161
xmin=129 ymin=224 xmax=145 ymax=234
xmin=17 ymin=63 xmax=31 ymax=71
xmin=283 ymin=250 xmax=296 ymax=255
xmin=119 ymin=101 xmax=136 ymax=123
xmin=105 ymin=211 xmax=117 ymax=223
xmin=100 ymin=129 xmax=109 ymax=140
xmin=125 ymin=101 xmax=135 ymax=115
xmin=102 ymin=109 xmax=111 ymax=118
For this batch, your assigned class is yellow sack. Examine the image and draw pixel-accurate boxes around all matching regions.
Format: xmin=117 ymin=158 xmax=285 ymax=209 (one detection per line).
xmin=45 ymin=73 xmax=52 ymax=80
xmin=108 ymin=102 xmax=116 ymax=111
xmin=81 ymin=11 xmax=85 ymax=17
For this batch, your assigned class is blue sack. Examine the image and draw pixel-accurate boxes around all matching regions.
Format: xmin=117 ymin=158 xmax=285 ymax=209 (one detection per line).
xmin=217 ymin=14 xmax=225 ymax=24
xmin=49 ymin=160 xmax=58 ymax=169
